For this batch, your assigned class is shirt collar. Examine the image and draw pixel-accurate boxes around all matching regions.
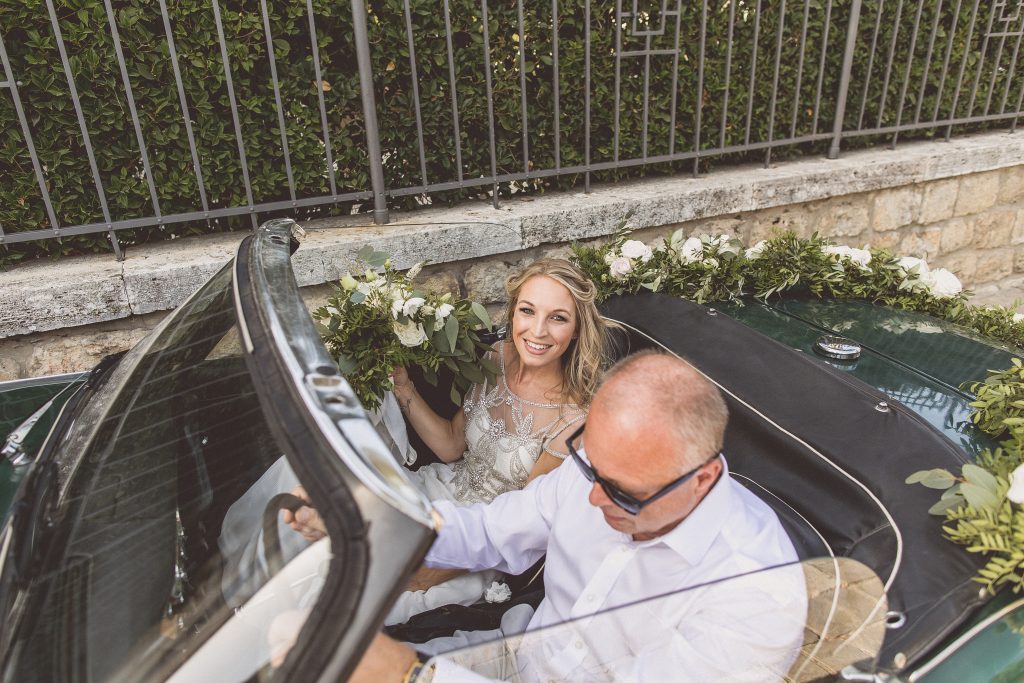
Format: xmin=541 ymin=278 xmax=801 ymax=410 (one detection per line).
xmin=638 ymin=456 xmax=734 ymax=565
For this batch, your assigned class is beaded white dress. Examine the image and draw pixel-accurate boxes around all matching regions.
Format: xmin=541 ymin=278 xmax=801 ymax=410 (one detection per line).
xmin=384 ymin=341 xmax=585 ymax=626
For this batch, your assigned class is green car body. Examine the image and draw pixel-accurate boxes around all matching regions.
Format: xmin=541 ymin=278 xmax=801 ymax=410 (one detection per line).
xmin=2 ymin=268 xmax=1021 ymax=681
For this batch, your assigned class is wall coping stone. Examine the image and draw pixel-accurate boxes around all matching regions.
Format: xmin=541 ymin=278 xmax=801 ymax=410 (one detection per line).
xmin=3 ymin=130 xmax=1024 ymax=339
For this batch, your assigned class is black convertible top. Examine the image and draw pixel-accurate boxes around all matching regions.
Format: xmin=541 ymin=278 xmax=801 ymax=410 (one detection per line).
xmin=600 ymin=293 xmax=987 ymax=674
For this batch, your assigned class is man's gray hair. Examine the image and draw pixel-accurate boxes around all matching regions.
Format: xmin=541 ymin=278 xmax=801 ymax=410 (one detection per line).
xmin=600 ymin=349 xmax=728 ymax=468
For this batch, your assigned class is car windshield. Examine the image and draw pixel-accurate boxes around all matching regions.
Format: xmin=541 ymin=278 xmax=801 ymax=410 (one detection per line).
xmin=427 ymin=557 xmax=887 ymax=682
xmin=3 ymin=264 xmax=323 ymax=682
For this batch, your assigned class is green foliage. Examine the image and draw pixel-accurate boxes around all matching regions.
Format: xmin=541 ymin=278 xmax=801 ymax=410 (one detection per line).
xmin=1 ymin=0 xmax=1018 ymax=261
xmin=908 ymin=381 xmax=1024 ymax=594
xmin=312 ymin=251 xmax=496 ymax=410
xmin=964 ymin=359 xmax=1024 ymax=437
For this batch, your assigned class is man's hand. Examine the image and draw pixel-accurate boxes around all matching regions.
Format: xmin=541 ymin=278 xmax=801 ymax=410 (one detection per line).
xmin=281 ymin=486 xmax=328 ymax=542
xmin=406 ymin=565 xmax=467 ymax=592
xmin=349 ymin=633 xmax=418 ymax=683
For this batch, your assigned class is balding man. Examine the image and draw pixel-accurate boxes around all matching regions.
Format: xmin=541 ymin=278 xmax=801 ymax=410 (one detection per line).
xmin=352 ymin=351 xmax=803 ymax=682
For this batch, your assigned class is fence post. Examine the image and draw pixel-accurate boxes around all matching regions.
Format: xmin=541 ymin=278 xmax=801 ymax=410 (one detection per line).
xmin=351 ymin=0 xmax=389 ymax=224
xmin=828 ymin=0 xmax=863 ymax=160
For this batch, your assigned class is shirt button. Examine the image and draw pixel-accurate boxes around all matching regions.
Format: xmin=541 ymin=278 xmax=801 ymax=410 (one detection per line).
xmin=574 ymin=640 xmax=584 ymax=650
xmin=586 ymin=594 xmax=595 ymax=602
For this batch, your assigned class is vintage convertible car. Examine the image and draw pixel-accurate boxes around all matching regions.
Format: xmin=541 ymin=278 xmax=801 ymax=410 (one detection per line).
xmin=0 ymin=219 xmax=1021 ymax=682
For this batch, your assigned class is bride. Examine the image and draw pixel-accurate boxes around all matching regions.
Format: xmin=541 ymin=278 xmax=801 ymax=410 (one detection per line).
xmin=285 ymin=258 xmax=615 ymax=623
xmin=381 ymin=258 xmax=615 ymax=624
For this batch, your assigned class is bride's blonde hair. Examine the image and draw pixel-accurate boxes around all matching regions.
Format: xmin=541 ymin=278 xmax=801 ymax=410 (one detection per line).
xmin=503 ymin=258 xmax=614 ymax=406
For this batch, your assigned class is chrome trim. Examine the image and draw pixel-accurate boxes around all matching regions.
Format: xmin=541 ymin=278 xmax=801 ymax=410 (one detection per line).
xmin=0 ymin=372 xmax=87 ymax=392
xmin=240 ymin=218 xmax=434 ymax=527
xmin=907 ymin=596 xmax=1024 ymax=681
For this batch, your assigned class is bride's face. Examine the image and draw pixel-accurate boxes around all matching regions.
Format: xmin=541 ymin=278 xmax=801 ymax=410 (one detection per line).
xmin=509 ymin=275 xmax=578 ymax=371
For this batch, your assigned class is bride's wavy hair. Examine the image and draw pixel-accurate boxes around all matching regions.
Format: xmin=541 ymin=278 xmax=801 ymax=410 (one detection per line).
xmin=502 ymin=258 xmax=616 ymax=406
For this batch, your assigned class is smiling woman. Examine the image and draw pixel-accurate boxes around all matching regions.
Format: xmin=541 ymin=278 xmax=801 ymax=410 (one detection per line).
xmin=384 ymin=258 xmax=617 ymax=625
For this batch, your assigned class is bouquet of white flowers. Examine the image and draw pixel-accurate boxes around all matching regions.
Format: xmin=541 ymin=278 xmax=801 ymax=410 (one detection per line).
xmin=313 ymin=246 xmax=499 ymax=411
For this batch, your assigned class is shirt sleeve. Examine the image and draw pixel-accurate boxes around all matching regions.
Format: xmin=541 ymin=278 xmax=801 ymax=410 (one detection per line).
xmin=598 ymin=566 xmax=807 ymax=683
xmin=425 ymin=455 xmax=572 ymax=576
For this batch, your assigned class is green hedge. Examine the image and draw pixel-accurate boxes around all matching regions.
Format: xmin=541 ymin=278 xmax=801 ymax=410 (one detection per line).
xmin=0 ymin=0 xmax=1020 ymax=265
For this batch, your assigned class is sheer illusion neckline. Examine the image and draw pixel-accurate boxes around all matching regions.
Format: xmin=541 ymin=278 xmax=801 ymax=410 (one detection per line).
xmin=497 ymin=340 xmax=575 ymax=409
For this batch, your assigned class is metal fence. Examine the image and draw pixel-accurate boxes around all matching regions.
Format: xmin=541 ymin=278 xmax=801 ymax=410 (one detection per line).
xmin=1 ymin=0 xmax=1023 ymax=260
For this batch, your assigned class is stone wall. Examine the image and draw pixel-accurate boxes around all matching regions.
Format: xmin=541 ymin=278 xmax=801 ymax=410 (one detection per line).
xmin=2 ymin=131 xmax=1024 ymax=380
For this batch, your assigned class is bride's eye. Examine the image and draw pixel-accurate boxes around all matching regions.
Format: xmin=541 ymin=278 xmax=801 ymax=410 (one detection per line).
xmin=518 ymin=306 xmax=534 ymax=316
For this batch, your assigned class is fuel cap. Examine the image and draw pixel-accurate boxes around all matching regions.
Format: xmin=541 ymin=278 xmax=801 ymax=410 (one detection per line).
xmin=813 ymin=334 xmax=861 ymax=361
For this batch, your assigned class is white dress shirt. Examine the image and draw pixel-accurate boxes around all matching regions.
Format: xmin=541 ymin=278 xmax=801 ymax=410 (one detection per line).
xmin=424 ymin=457 xmax=805 ymax=682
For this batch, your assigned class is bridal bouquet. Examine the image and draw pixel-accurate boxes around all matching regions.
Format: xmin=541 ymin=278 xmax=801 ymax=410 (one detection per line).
xmin=313 ymin=246 xmax=499 ymax=411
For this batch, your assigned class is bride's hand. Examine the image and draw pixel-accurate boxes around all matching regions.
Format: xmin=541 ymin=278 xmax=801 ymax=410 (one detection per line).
xmin=391 ymin=366 xmax=411 ymax=389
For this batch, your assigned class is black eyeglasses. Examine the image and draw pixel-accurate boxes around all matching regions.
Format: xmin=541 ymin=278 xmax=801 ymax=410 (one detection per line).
xmin=565 ymin=423 xmax=719 ymax=516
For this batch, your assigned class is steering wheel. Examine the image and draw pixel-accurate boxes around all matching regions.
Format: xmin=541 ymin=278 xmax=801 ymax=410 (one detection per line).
xmin=262 ymin=492 xmax=308 ymax=575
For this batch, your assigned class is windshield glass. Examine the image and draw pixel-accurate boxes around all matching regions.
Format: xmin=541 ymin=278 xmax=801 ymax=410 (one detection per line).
xmin=2 ymin=265 xmax=326 ymax=682
xmin=427 ymin=557 xmax=887 ymax=682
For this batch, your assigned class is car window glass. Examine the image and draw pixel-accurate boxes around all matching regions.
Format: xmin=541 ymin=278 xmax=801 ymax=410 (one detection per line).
xmin=4 ymin=266 xmax=331 ymax=683
xmin=428 ymin=557 xmax=886 ymax=682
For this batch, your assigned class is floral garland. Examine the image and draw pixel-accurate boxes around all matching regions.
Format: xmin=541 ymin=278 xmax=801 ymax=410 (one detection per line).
xmin=570 ymin=222 xmax=1024 ymax=349
xmin=570 ymin=222 xmax=1024 ymax=593
xmin=313 ymin=246 xmax=498 ymax=411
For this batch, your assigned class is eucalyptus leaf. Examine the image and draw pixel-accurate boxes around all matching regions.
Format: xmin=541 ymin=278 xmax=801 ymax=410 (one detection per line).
xmin=350 ymin=291 xmax=367 ymax=305
xmin=450 ymin=385 xmax=462 ymax=407
xmin=905 ymin=468 xmax=957 ymax=489
xmin=471 ymin=302 xmax=492 ymax=329
xmin=445 ymin=316 xmax=459 ymax=354
xmin=928 ymin=496 xmax=964 ymax=516
xmin=961 ymin=481 xmax=1001 ymax=511
xmin=963 ymin=464 xmax=999 ymax=492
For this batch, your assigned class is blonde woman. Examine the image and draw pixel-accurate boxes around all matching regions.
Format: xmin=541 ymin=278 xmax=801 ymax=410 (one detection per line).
xmin=385 ymin=257 xmax=615 ymax=624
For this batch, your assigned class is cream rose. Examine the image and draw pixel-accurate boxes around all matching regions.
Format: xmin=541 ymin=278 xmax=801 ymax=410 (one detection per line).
xmin=609 ymin=257 xmax=633 ymax=279
xmin=620 ymin=239 xmax=653 ymax=263
xmin=393 ymin=319 xmax=428 ymax=347
xmin=680 ymin=236 xmax=703 ymax=263
xmin=403 ymin=297 xmax=426 ymax=317
xmin=745 ymin=240 xmax=768 ymax=260
xmin=897 ymin=256 xmax=929 ymax=278
xmin=923 ymin=268 xmax=962 ymax=298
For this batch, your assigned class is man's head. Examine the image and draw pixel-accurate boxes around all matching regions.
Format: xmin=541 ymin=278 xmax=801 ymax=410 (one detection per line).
xmin=576 ymin=350 xmax=728 ymax=540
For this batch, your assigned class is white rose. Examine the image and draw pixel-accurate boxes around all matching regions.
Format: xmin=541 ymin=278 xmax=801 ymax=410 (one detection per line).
xmin=702 ymin=257 xmax=720 ymax=269
xmin=609 ymin=257 xmax=633 ymax=279
xmin=1013 ymin=312 xmax=1024 ymax=323
xmin=680 ymin=236 xmax=703 ymax=263
xmin=825 ymin=245 xmax=871 ymax=271
xmin=392 ymin=319 xmax=428 ymax=347
xmin=745 ymin=240 xmax=768 ymax=260
xmin=403 ymin=297 xmax=426 ymax=317
xmin=390 ymin=297 xmax=405 ymax=319
xmin=923 ymin=268 xmax=963 ymax=298
xmin=621 ymin=240 xmax=653 ymax=263
xmin=420 ymin=304 xmax=435 ymax=317
xmin=603 ymin=251 xmax=617 ymax=266
xmin=483 ymin=581 xmax=512 ymax=603
xmin=1008 ymin=464 xmax=1024 ymax=504
xmin=897 ymin=256 xmax=929 ymax=278
xmin=436 ymin=302 xmax=455 ymax=319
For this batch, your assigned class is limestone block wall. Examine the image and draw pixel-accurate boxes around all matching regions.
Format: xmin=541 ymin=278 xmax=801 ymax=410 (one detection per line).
xmin=2 ymin=132 xmax=1023 ymax=381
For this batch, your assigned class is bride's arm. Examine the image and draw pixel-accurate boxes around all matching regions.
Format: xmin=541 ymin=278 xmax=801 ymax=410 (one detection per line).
xmin=526 ymin=452 xmax=563 ymax=483
xmin=526 ymin=413 xmax=585 ymax=483
xmin=392 ymin=367 xmax=468 ymax=463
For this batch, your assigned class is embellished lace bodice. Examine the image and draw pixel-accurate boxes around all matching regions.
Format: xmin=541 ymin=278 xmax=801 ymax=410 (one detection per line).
xmin=446 ymin=342 xmax=585 ymax=505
